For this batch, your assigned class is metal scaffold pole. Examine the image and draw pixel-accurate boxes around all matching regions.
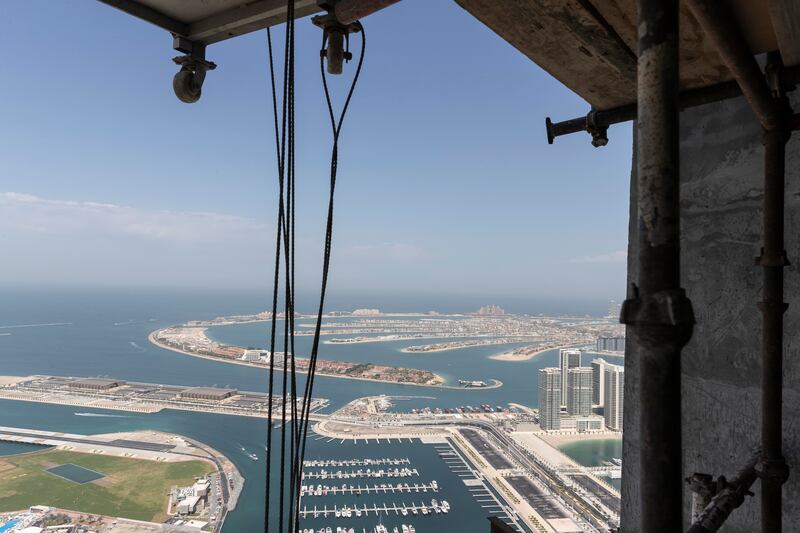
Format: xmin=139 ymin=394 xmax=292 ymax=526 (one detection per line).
xmin=621 ymin=1 xmax=694 ymax=531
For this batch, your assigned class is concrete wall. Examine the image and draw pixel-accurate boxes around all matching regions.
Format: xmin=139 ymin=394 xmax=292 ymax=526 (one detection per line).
xmin=621 ymin=90 xmax=800 ymax=531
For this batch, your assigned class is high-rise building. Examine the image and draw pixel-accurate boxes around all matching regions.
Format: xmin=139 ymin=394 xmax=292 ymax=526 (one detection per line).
xmin=604 ymin=363 xmax=625 ymax=430
xmin=538 ymin=368 xmax=562 ymax=430
xmin=591 ymin=358 xmax=608 ymax=406
xmin=608 ymin=300 xmax=622 ymax=319
xmin=596 ymin=336 xmax=626 ymax=352
xmin=559 ymin=349 xmax=582 ymax=405
xmin=567 ymin=367 xmax=593 ymax=416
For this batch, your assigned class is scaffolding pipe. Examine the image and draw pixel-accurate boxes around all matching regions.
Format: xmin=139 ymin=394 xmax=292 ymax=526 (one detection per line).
xmin=759 ymin=97 xmax=790 ymax=533
xmin=683 ymin=0 xmax=782 ymax=131
xmin=682 ymin=2 xmax=792 ymax=531
xmin=545 ymin=66 xmax=800 ymax=145
xmin=621 ymin=1 xmax=694 ymax=532
xmin=686 ymin=451 xmax=761 ymax=533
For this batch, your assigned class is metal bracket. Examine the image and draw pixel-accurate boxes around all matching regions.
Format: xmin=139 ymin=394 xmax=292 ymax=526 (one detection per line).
xmin=757 ymin=458 xmax=790 ymax=485
xmin=620 ymin=285 xmax=695 ymax=348
xmin=312 ymin=13 xmax=361 ymax=75
xmin=587 ymin=110 xmax=609 ymax=147
xmin=755 ymin=247 xmax=791 ymax=267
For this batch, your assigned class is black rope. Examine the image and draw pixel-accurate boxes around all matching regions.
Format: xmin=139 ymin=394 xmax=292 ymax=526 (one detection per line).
xmin=264 ymin=11 xmax=365 ymax=533
xmin=291 ymin=21 xmax=366 ymax=530
xmin=264 ymin=0 xmax=296 ymax=529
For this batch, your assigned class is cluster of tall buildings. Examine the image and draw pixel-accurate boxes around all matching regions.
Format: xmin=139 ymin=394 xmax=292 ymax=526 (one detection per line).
xmin=596 ymin=335 xmax=625 ymax=352
xmin=538 ymin=349 xmax=624 ymax=432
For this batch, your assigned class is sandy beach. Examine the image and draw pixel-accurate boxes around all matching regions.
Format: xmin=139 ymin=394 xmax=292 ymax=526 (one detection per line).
xmin=148 ymin=330 xmax=504 ymax=391
xmin=489 ymin=343 xmax=584 ymax=361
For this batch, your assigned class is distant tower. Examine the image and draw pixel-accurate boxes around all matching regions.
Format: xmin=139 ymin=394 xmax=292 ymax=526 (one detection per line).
xmin=559 ymin=349 xmax=582 ymax=405
xmin=567 ymin=367 xmax=593 ymax=416
xmin=608 ymin=300 xmax=622 ymax=319
xmin=604 ymin=363 xmax=625 ymax=430
xmin=591 ymin=358 xmax=608 ymax=406
xmin=538 ymin=368 xmax=562 ymax=430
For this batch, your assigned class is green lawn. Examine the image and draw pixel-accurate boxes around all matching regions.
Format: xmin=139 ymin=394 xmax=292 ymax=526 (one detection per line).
xmin=0 ymin=449 xmax=214 ymax=522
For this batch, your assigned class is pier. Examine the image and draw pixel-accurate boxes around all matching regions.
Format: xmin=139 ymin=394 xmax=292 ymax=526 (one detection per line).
xmin=302 ymin=468 xmax=418 ymax=480
xmin=303 ymin=458 xmax=411 ymax=467
xmin=298 ymin=500 xmax=450 ymax=519
xmin=300 ymin=482 xmax=438 ymax=496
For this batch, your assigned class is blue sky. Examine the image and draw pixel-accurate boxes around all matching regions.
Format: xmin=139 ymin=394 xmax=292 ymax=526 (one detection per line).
xmin=0 ymin=0 xmax=632 ymax=308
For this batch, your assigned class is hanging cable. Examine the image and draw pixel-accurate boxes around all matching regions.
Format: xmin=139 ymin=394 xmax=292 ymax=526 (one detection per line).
xmin=263 ymin=7 xmax=364 ymax=532
xmin=291 ymin=20 xmax=366 ymax=531
xmin=263 ymin=0 xmax=296 ymax=529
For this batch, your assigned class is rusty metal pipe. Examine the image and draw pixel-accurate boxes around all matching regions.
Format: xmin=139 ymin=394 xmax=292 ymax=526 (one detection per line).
xmin=621 ymin=1 xmax=694 ymax=532
xmin=684 ymin=0 xmax=782 ymax=131
xmin=686 ymin=451 xmax=761 ymax=533
xmin=758 ymin=105 xmax=791 ymax=533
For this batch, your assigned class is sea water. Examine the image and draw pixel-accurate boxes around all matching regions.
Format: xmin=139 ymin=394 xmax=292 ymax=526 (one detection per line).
xmin=0 ymin=287 xmax=622 ymax=531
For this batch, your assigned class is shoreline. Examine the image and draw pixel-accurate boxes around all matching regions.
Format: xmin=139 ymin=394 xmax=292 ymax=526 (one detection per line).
xmin=537 ymin=431 xmax=622 ymax=447
xmin=399 ymin=337 xmax=537 ymax=354
xmin=149 ymin=331 xmax=502 ymax=391
xmin=489 ymin=343 xmax=584 ymax=362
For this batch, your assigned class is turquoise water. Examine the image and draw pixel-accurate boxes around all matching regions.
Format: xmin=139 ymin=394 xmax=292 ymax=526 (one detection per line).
xmin=0 ymin=287 xmax=623 ymax=531
xmin=558 ymin=439 xmax=622 ymax=467
xmin=559 ymin=438 xmax=623 ymax=490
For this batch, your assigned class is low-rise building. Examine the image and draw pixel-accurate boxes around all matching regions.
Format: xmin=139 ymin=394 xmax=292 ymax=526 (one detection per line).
xmin=193 ymin=479 xmax=210 ymax=497
xmin=177 ymin=495 xmax=202 ymax=515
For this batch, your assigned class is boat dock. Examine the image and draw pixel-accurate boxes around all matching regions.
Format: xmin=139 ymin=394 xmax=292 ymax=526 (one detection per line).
xmin=301 ymin=482 xmax=438 ymax=496
xmin=302 ymin=468 xmax=419 ymax=480
xmin=298 ymin=499 xmax=450 ymax=519
xmin=303 ymin=458 xmax=411 ymax=467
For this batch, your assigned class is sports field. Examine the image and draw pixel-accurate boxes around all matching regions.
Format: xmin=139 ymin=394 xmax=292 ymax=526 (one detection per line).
xmin=0 ymin=449 xmax=214 ymax=522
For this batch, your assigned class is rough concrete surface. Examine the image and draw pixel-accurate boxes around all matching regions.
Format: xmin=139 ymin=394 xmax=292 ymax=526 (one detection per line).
xmin=622 ymin=90 xmax=800 ymax=531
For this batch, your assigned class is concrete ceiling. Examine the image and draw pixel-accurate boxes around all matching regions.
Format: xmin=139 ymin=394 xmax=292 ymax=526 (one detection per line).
xmin=455 ymin=0 xmax=799 ymax=109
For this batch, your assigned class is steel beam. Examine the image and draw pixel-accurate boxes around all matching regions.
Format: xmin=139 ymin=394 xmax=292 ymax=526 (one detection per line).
xmin=187 ymin=0 xmax=320 ymax=45
xmin=97 ymin=0 xmax=189 ymax=36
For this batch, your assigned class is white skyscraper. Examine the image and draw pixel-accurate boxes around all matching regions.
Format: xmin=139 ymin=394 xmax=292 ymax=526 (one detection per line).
xmin=538 ymin=368 xmax=562 ymax=430
xmin=559 ymin=349 xmax=582 ymax=405
xmin=567 ymin=367 xmax=593 ymax=416
xmin=591 ymin=358 xmax=608 ymax=406
xmin=604 ymin=363 xmax=624 ymax=430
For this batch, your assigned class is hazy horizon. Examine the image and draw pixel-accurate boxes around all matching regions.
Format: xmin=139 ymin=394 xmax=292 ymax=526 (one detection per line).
xmin=1 ymin=0 xmax=631 ymax=308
